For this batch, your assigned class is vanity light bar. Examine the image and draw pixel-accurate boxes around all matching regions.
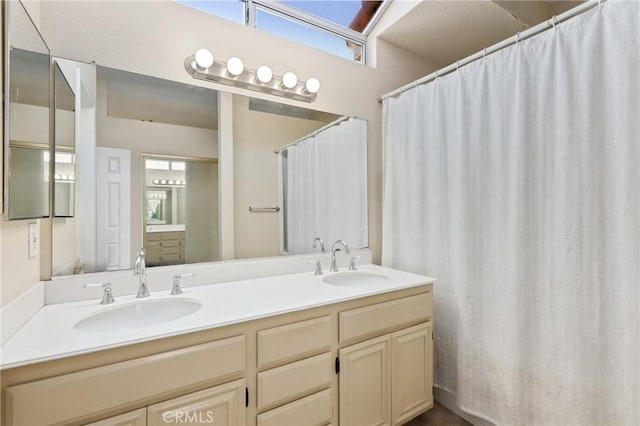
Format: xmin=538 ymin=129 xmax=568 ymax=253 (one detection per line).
xmin=184 ymin=50 xmax=319 ymax=103
xmin=151 ymin=179 xmax=185 ymax=186
xmin=54 ymin=174 xmax=75 ymax=181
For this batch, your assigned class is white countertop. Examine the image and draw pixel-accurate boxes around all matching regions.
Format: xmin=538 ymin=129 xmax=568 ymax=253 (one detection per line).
xmin=0 ymin=265 xmax=434 ymax=370
xmin=146 ymin=224 xmax=185 ymax=233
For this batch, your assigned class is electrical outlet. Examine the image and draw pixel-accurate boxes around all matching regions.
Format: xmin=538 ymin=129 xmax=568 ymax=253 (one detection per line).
xmin=28 ymin=222 xmax=39 ymax=259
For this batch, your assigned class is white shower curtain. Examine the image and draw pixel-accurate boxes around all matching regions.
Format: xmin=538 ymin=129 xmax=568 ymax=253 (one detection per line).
xmin=283 ymin=117 xmax=368 ymax=254
xmin=382 ymin=2 xmax=639 ymax=425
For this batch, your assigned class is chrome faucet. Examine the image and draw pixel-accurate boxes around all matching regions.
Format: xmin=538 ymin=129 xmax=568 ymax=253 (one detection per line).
xmin=311 ymin=237 xmax=326 ymax=275
xmin=312 ymin=237 xmax=325 ymax=254
xmin=133 ymin=248 xmax=150 ymax=298
xmin=330 ymin=240 xmax=350 ymax=272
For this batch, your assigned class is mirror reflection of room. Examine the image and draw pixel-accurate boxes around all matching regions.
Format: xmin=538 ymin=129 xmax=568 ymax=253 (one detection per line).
xmin=143 ymin=156 xmax=219 ymax=266
xmin=40 ymin=63 xmax=368 ymax=277
xmin=7 ymin=48 xmax=50 ymax=220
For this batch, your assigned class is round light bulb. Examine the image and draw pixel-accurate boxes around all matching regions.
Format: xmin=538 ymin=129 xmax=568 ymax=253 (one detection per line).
xmin=152 ymin=179 xmax=160 ymax=184
xmin=305 ymin=77 xmax=320 ymax=94
xmin=168 ymin=180 xmax=175 ymax=185
xmin=69 ymin=175 xmax=75 ymax=181
xmin=54 ymin=174 xmax=61 ymax=180
xmin=194 ymin=49 xmax=214 ymax=69
xmin=282 ymin=72 xmax=298 ymax=89
xmin=256 ymin=65 xmax=273 ymax=84
xmin=160 ymin=179 xmax=167 ymax=185
xmin=226 ymin=57 xmax=244 ymax=76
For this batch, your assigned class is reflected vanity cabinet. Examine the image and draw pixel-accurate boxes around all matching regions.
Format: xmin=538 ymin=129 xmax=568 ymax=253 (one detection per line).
xmin=144 ymin=231 xmax=185 ymax=266
xmin=1 ymin=285 xmax=433 ymax=426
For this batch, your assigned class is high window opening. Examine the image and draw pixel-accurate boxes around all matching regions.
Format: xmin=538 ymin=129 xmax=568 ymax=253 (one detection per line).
xmin=176 ymin=0 xmax=386 ymax=64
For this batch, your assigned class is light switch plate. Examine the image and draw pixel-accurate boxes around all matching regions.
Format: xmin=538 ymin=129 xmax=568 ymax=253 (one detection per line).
xmin=28 ymin=222 xmax=39 ymax=259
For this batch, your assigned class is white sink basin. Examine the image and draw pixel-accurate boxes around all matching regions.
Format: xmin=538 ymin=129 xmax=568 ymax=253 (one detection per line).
xmin=322 ymin=271 xmax=392 ymax=286
xmin=74 ymin=298 xmax=202 ymax=332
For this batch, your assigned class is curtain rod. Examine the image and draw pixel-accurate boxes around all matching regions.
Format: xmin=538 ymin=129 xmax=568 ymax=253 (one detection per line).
xmin=379 ymin=0 xmax=604 ymax=102
xmin=274 ymin=115 xmax=351 ymax=154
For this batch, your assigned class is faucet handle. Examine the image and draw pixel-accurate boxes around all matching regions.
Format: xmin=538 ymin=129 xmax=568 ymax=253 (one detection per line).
xmin=172 ymin=273 xmax=195 ymax=295
xmin=349 ymin=255 xmax=362 ymax=271
xmin=84 ymin=282 xmax=109 ymax=288
xmin=308 ymin=260 xmax=323 ymax=275
xmin=174 ymin=272 xmax=195 ymax=279
xmin=84 ymin=282 xmax=115 ymax=305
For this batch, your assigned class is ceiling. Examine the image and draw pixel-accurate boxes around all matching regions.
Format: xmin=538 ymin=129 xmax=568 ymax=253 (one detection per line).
xmin=99 ymin=66 xmax=219 ymax=130
xmin=378 ymin=0 xmax=583 ymax=66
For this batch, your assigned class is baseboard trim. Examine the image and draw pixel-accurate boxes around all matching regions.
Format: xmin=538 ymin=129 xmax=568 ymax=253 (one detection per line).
xmin=435 ymin=386 xmax=496 ymax=426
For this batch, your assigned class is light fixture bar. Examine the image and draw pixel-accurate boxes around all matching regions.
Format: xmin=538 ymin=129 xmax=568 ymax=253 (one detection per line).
xmin=184 ymin=54 xmax=318 ymax=103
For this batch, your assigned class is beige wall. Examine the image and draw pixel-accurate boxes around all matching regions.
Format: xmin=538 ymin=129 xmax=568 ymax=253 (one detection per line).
xmin=1 ymin=0 xmax=438 ymax=306
xmin=1 ymin=3 xmax=42 ymax=307
xmin=232 ymin=95 xmax=333 ymax=259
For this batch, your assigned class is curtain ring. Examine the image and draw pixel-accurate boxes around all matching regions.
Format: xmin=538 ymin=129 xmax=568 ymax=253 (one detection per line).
xmin=551 ymin=15 xmax=558 ymax=29
xmin=483 ymin=48 xmax=488 ymax=59
xmin=456 ymin=60 xmax=461 ymax=70
xmin=412 ymin=80 xmax=419 ymax=89
xmin=435 ymin=69 xmax=439 ymax=80
xmin=516 ymin=32 xmax=522 ymax=45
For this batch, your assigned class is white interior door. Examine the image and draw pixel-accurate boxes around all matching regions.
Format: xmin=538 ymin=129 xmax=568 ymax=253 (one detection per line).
xmin=96 ymin=147 xmax=131 ymax=271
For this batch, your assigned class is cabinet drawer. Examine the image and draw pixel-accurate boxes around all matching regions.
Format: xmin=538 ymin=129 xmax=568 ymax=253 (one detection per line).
xmin=257 ymin=353 xmax=332 ymax=411
xmin=5 ymin=336 xmax=246 ymax=426
xmin=160 ymin=254 xmax=182 ymax=263
xmin=161 ymin=239 xmax=181 ymax=248
xmin=146 ymin=233 xmax=162 ymax=241
xmin=161 ymin=246 xmax=181 ymax=255
xmin=161 ymin=231 xmax=184 ymax=240
xmin=339 ymin=292 xmax=432 ymax=342
xmin=257 ymin=389 xmax=332 ymax=426
xmin=258 ymin=316 xmax=332 ymax=368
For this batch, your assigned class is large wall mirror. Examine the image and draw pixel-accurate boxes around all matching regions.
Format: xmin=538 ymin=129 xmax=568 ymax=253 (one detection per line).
xmin=3 ymin=0 xmax=51 ymax=220
xmin=2 ymin=4 xmax=369 ymax=276
xmin=45 ymin=64 xmax=368 ymax=277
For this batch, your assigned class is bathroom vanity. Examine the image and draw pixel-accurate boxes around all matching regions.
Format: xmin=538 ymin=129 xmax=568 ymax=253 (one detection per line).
xmin=0 ymin=265 xmax=434 ymax=426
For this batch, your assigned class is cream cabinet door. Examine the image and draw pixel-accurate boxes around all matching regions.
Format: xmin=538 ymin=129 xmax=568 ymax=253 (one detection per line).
xmin=339 ymin=335 xmax=391 ymax=426
xmin=85 ymin=408 xmax=146 ymax=426
xmin=391 ymin=322 xmax=433 ymax=425
xmin=147 ymin=379 xmax=246 ymax=426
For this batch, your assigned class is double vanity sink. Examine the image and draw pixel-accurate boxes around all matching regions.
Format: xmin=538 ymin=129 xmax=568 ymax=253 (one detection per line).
xmin=73 ymin=270 xmax=392 ymax=333
xmin=1 ymin=263 xmax=435 ymax=426
xmin=1 ymin=264 xmax=428 ymax=369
